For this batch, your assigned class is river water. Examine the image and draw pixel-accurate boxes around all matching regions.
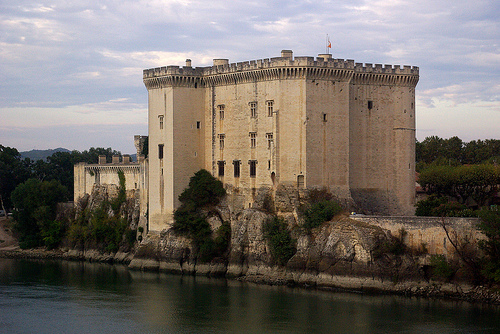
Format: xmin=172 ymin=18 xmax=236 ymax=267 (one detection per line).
xmin=1 ymin=258 xmax=500 ymax=334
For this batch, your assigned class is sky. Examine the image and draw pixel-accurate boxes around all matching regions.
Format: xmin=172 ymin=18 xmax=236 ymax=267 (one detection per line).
xmin=0 ymin=0 xmax=498 ymax=154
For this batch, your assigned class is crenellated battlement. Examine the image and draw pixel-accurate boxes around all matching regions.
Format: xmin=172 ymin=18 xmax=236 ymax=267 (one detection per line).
xmin=143 ymin=50 xmax=419 ymax=88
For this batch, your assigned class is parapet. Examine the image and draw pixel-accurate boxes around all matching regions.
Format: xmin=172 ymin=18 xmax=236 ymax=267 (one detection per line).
xmin=354 ymin=62 xmax=419 ymax=75
xmin=143 ymin=50 xmax=419 ymax=87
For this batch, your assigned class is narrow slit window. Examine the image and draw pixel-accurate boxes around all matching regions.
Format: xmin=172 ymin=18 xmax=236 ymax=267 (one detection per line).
xmin=218 ymin=161 xmax=225 ymax=177
xmin=196 ymin=121 xmax=201 ymax=129
xmin=297 ymin=175 xmax=305 ymax=188
xmin=322 ymin=113 xmax=327 ymax=122
xmin=158 ymin=115 xmax=164 ymax=129
xmin=249 ymin=160 xmax=257 ymax=177
xmin=219 ymin=134 xmax=225 ymax=150
xmin=367 ymin=100 xmax=373 ymax=110
xmin=250 ymin=132 xmax=257 ymax=148
xmin=218 ymin=105 xmax=225 ymax=120
xmin=233 ymin=160 xmax=241 ymax=178
xmin=266 ymin=133 xmax=273 ymax=149
xmin=249 ymin=102 xmax=257 ymax=118
xmin=158 ymin=144 xmax=164 ymax=160
xmin=266 ymin=100 xmax=274 ymax=117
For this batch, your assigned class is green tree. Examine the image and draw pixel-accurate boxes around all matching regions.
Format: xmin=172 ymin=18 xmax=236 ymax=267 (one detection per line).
xmin=173 ymin=169 xmax=227 ymax=262
xmin=418 ymin=164 xmax=500 ymax=207
xmin=77 ymin=147 xmax=122 ymax=164
xmin=477 ymin=208 xmax=500 ymax=283
xmin=0 ymin=145 xmax=30 ymax=210
xmin=178 ymin=169 xmax=226 ymax=207
xmin=263 ymin=217 xmax=296 ymax=266
xmin=11 ymin=178 xmax=68 ymax=248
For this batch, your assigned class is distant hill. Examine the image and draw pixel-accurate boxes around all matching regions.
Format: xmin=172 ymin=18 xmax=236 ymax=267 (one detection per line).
xmin=20 ymin=148 xmax=71 ymax=161
xmin=19 ymin=148 xmax=138 ymax=162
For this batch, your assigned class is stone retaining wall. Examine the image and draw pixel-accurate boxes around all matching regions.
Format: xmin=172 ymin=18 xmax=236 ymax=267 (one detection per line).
xmin=350 ymin=215 xmax=483 ymax=256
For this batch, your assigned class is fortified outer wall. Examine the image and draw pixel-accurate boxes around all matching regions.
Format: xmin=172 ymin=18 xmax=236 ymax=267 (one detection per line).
xmin=74 ymin=156 xmax=142 ymax=202
xmin=350 ymin=215 xmax=484 ymax=256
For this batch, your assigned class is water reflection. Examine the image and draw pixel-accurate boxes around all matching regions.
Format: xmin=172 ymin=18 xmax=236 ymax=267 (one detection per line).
xmin=1 ymin=258 xmax=499 ymax=334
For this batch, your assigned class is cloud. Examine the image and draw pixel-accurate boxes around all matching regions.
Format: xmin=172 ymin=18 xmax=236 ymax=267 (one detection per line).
xmin=0 ymin=0 xmax=499 ymax=152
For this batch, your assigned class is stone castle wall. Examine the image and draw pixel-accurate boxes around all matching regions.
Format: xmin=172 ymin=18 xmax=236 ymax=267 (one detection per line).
xmin=350 ymin=215 xmax=483 ymax=256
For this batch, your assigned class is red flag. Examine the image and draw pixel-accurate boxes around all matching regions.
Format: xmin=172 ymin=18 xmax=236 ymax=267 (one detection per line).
xmin=328 ymin=41 xmax=331 ymax=48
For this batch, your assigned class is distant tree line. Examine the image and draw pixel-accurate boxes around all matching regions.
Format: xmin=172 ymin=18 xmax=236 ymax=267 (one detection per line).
xmin=416 ymin=136 xmax=500 ymax=171
xmin=0 ymin=145 xmax=121 ymax=211
xmin=415 ymin=136 xmax=500 ymax=222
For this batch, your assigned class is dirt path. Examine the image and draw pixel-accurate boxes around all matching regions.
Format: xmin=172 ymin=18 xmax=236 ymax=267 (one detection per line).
xmin=0 ymin=217 xmax=19 ymax=250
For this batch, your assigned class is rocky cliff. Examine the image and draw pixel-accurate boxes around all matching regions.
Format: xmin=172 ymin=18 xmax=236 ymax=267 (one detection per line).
xmin=129 ymin=185 xmax=427 ymax=292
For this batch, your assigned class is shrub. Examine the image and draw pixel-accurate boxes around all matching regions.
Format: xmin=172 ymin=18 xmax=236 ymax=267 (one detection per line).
xmin=110 ymin=170 xmax=126 ymax=213
xmin=430 ymin=255 xmax=455 ymax=281
xmin=178 ymin=169 xmax=226 ymax=208
xmin=477 ymin=208 xmax=500 ymax=283
xmin=433 ymin=201 xmax=475 ymax=217
xmin=301 ymin=200 xmax=342 ymax=231
xmin=263 ymin=217 xmax=296 ymax=266
xmin=415 ymin=194 xmax=448 ymax=216
xmin=173 ymin=169 xmax=228 ymax=263
xmin=68 ymin=199 xmax=134 ymax=252
xmin=373 ymin=229 xmax=407 ymax=258
xmin=416 ymin=195 xmax=475 ymax=217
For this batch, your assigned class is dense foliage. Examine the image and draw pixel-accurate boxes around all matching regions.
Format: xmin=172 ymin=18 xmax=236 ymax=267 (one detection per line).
xmin=416 ymin=136 xmax=500 ymax=170
xmin=2 ymin=144 xmax=137 ymax=251
xmin=0 ymin=145 xmax=122 ymax=211
xmin=173 ymin=169 xmax=228 ymax=262
xmin=418 ymin=164 xmax=500 ymax=207
xmin=178 ymin=169 xmax=226 ymax=208
xmin=415 ymin=136 xmax=500 ymax=217
xmin=263 ymin=217 xmax=297 ymax=266
xmin=0 ymin=145 xmax=31 ymax=210
xmin=299 ymin=188 xmax=343 ymax=231
xmin=11 ymin=178 xmax=68 ymax=249
xmin=477 ymin=208 xmax=500 ymax=283
xmin=68 ymin=171 xmax=135 ymax=253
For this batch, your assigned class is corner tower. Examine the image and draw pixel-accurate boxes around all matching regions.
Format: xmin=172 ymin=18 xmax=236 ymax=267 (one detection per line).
xmin=143 ymin=62 xmax=205 ymax=231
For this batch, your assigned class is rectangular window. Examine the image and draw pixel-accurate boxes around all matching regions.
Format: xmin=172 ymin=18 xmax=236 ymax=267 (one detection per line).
xmin=158 ymin=144 xmax=164 ymax=160
xmin=250 ymin=132 xmax=257 ymax=148
xmin=218 ymin=104 xmax=225 ymax=120
xmin=219 ymin=134 xmax=225 ymax=150
xmin=158 ymin=115 xmax=164 ymax=129
xmin=218 ymin=161 xmax=225 ymax=177
xmin=322 ymin=113 xmax=327 ymax=122
xmin=266 ymin=133 xmax=273 ymax=149
xmin=249 ymin=160 xmax=257 ymax=177
xmin=266 ymin=100 xmax=274 ymax=117
xmin=249 ymin=102 xmax=257 ymax=118
xmin=196 ymin=121 xmax=201 ymax=129
xmin=233 ymin=160 xmax=241 ymax=178
xmin=367 ymin=100 xmax=373 ymax=110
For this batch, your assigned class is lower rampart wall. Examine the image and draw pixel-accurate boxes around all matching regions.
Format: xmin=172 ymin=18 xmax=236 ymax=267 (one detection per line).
xmin=350 ymin=215 xmax=483 ymax=256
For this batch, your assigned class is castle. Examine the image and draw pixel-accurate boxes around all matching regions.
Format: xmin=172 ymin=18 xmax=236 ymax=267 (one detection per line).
xmin=143 ymin=50 xmax=419 ymax=231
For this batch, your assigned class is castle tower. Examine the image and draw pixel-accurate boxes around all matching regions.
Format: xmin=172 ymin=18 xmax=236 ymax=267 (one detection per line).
xmin=143 ymin=51 xmax=419 ymax=231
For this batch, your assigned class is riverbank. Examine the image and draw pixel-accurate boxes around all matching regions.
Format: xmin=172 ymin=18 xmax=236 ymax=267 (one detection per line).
xmin=2 ymin=213 xmax=499 ymax=305
xmin=0 ymin=247 xmax=133 ymax=264
xmin=2 ymin=246 xmax=499 ymax=306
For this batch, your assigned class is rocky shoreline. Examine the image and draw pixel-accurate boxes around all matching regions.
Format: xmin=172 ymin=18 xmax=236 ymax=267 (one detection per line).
xmin=2 ymin=247 xmax=500 ymax=305
xmin=0 ymin=248 xmax=133 ymax=264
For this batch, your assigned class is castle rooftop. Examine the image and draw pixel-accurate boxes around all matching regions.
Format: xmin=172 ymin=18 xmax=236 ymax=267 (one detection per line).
xmin=143 ymin=50 xmax=419 ymax=79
